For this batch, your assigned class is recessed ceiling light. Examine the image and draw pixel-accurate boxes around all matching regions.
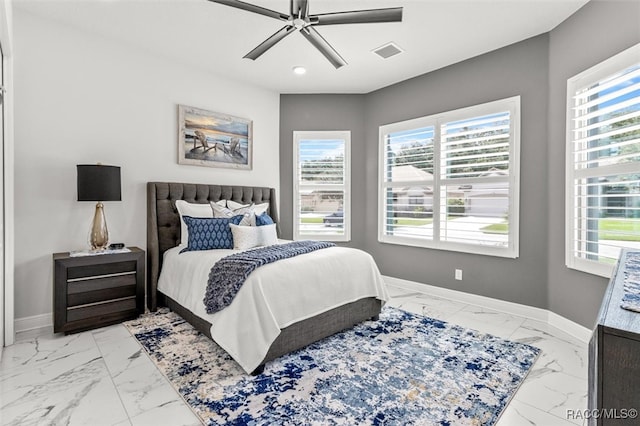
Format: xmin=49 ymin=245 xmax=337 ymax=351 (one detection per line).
xmin=292 ymin=66 xmax=307 ymax=75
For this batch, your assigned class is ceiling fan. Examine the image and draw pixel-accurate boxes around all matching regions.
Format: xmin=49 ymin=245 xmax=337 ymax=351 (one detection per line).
xmin=208 ymin=0 xmax=403 ymax=68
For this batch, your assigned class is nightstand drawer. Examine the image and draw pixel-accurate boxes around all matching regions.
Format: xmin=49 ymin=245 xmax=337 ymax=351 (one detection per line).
xmin=67 ymin=297 xmax=137 ymax=322
xmin=67 ymin=260 xmax=137 ymax=280
xmin=68 ymin=275 xmax=137 ymax=306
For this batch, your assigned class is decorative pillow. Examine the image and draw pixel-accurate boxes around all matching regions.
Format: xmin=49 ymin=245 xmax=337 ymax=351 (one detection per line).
xmin=225 ymin=200 xmax=249 ymax=209
xmin=176 ymin=200 xmax=227 ymax=246
xmin=227 ymin=200 xmax=269 ymax=217
xmin=180 ymin=215 xmax=243 ymax=253
xmin=211 ymin=201 xmax=255 ymax=226
xmin=229 ymin=223 xmax=278 ymax=250
xmin=255 ymin=212 xmax=275 ymax=226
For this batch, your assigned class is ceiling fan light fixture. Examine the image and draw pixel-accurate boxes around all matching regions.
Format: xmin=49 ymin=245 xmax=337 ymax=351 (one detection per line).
xmin=293 ymin=66 xmax=307 ymax=75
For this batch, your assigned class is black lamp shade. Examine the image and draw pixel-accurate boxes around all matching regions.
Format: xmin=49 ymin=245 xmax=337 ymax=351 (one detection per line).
xmin=77 ymin=165 xmax=122 ymax=202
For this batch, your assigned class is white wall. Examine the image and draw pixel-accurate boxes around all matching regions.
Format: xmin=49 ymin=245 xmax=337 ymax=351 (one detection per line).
xmin=1 ymin=0 xmax=16 ymax=348
xmin=13 ymin=10 xmax=280 ymax=322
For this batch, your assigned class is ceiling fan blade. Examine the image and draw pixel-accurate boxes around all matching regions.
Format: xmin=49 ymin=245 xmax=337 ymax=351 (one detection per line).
xmin=300 ymin=26 xmax=346 ymax=69
xmin=290 ymin=0 xmax=309 ymax=19
xmin=208 ymin=0 xmax=289 ymax=21
xmin=244 ymin=25 xmax=296 ymax=60
xmin=310 ymin=7 xmax=403 ymax=26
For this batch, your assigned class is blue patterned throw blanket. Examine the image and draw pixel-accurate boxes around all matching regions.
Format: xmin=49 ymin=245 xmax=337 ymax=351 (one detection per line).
xmin=204 ymin=240 xmax=335 ymax=314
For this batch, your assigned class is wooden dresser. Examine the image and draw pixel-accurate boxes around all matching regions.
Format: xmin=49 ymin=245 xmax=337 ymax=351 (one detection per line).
xmin=53 ymin=247 xmax=145 ymax=334
xmin=588 ymin=249 xmax=640 ymax=425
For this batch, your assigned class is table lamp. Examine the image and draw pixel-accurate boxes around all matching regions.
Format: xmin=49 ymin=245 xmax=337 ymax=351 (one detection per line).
xmin=77 ymin=164 xmax=121 ymax=250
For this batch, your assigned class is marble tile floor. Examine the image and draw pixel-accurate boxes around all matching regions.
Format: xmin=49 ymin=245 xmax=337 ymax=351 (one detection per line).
xmin=0 ymin=283 xmax=588 ymax=425
xmin=386 ymin=285 xmax=589 ymax=426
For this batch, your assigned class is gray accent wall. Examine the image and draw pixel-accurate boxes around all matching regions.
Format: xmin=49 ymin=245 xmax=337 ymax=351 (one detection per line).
xmin=279 ymin=94 xmax=365 ymax=248
xmin=282 ymin=35 xmax=550 ymax=312
xmin=280 ymin=0 xmax=640 ymax=328
xmin=547 ymin=0 xmax=640 ymax=327
xmin=364 ymin=35 xmax=550 ymax=311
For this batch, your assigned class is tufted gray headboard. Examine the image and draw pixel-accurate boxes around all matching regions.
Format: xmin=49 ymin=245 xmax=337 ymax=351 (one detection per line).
xmin=146 ymin=182 xmax=279 ymax=311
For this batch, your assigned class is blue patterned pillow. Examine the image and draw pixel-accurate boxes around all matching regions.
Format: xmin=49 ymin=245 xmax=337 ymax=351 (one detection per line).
xmin=255 ymin=212 xmax=274 ymax=226
xmin=180 ymin=215 xmax=243 ymax=253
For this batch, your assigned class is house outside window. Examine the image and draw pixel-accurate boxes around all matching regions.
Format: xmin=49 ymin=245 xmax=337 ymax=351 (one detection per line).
xmin=378 ymin=96 xmax=520 ymax=258
xmin=293 ymin=131 xmax=351 ymax=242
xmin=566 ymin=43 xmax=640 ymax=277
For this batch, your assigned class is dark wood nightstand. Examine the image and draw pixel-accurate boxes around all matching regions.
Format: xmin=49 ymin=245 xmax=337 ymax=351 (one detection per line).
xmin=53 ymin=247 xmax=145 ymax=334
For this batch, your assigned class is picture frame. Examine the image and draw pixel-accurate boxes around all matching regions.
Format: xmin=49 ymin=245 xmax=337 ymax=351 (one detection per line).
xmin=178 ymin=105 xmax=252 ymax=170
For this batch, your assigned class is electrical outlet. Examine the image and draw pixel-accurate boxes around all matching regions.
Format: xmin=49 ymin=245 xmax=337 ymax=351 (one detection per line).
xmin=455 ymin=269 xmax=463 ymax=280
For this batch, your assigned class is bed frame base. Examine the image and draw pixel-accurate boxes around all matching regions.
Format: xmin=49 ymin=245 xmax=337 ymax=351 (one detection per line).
xmin=158 ymin=291 xmax=382 ymax=373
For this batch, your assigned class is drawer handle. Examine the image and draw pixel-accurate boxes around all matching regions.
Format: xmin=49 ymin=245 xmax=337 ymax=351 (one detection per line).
xmin=66 ymin=295 xmax=136 ymax=310
xmin=67 ymin=271 xmax=136 ymax=283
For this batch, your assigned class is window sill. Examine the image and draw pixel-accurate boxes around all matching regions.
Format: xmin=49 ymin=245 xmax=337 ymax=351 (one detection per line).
xmin=378 ymin=235 xmax=519 ymax=259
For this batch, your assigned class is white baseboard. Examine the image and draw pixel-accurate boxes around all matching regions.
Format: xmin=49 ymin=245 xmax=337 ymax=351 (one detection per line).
xmin=14 ymin=312 xmax=53 ymax=334
xmin=11 ymin=278 xmax=592 ymax=345
xmin=383 ymin=275 xmax=591 ymax=344
xmin=548 ymin=311 xmax=592 ymax=343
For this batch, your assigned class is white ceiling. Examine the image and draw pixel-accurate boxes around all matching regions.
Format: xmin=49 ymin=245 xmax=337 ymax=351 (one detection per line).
xmin=16 ymin=0 xmax=589 ymax=94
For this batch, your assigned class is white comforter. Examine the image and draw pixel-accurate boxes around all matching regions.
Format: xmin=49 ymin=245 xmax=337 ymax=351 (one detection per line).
xmin=158 ymin=242 xmax=389 ymax=373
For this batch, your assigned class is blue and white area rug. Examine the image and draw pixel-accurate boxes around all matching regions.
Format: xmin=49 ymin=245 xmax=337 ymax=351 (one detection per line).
xmin=125 ymin=307 xmax=539 ymax=425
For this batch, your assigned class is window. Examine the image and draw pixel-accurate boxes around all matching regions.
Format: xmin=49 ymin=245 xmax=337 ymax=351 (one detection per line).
xmin=566 ymin=43 xmax=640 ymax=277
xmin=379 ymin=97 xmax=520 ymax=258
xmin=293 ymin=131 xmax=351 ymax=241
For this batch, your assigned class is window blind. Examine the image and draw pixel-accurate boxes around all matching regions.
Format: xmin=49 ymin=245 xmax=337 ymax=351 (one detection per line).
xmin=439 ymin=112 xmax=512 ymax=248
xmin=567 ymin=44 xmax=640 ymax=276
xmin=379 ymin=97 xmax=520 ymax=258
xmin=381 ymin=126 xmax=435 ymax=239
xmin=294 ymin=131 xmax=351 ymax=242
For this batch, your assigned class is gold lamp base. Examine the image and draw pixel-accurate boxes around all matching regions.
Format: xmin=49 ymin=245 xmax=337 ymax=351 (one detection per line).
xmin=89 ymin=202 xmax=109 ymax=250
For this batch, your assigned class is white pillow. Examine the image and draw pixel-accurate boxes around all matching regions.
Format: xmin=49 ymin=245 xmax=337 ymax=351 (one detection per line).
xmin=226 ymin=200 xmax=270 ymax=220
xmin=254 ymin=202 xmax=269 ymax=216
xmin=226 ymin=200 xmax=250 ymax=210
xmin=230 ymin=223 xmax=278 ymax=250
xmin=211 ymin=201 xmax=255 ymax=226
xmin=176 ymin=200 xmax=226 ymax=246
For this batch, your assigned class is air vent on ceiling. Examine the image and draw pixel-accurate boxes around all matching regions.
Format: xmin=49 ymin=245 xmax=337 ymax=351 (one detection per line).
xmin=373 ymin=42 xmax=404 ymax=59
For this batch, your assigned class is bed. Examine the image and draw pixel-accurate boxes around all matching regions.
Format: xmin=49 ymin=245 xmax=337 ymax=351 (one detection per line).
xmin=147 ymin=182 xmax=387 ymax=374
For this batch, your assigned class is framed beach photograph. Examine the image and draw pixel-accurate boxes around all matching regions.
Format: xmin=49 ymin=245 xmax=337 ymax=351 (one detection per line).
xmin=178 ymin=105 xmax=252 ymax=170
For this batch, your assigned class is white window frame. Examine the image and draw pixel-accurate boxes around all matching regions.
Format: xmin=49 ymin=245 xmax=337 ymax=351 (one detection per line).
xmin=378 ymin=96 xmax=521 ymax=258
xmin=293 ymin=130 xmax=351 ymax=242
xmin=565 ymin=43 xmax=640 ymax=278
